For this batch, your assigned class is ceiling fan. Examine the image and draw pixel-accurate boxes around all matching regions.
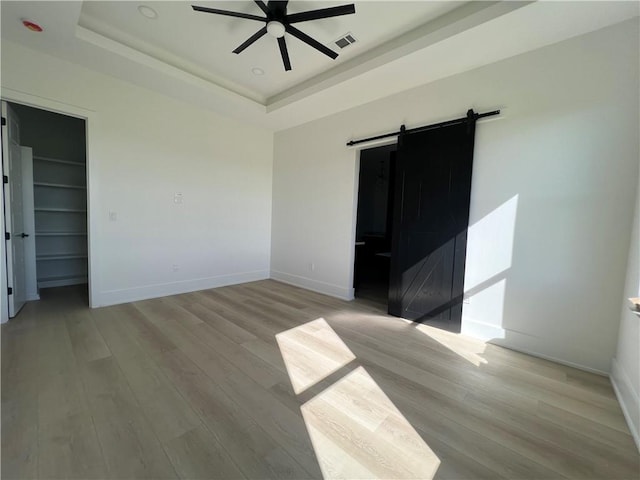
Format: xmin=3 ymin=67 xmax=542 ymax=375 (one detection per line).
xmin=192 ymin=1 xmax=356 ymax=71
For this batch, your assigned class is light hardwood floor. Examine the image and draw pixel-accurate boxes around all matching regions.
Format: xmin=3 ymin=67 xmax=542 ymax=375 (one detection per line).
xmin=2 ymin=280 xmax=638 ymax=479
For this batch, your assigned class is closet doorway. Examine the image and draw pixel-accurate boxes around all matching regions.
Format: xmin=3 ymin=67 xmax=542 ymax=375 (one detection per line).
xmin=353 ymin=144 xmax=396 ymax=306
xmin=3 ymin=102 xmax=88 ymax=314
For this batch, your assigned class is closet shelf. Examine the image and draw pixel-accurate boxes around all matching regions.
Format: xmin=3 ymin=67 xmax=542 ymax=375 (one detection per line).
xmin=29 ymin=114 xmax=88 ymax=290
xmin=34 ymin=182 xmax=86 ymax=190
xmin=37 ymin=254 xmax=88 ymax=261
xmin=33 ymin=155 xmax=85 ymax=167
xmin=35 ymin=207 xmax=87 ymax=213
xmin=38 ymin=274 xmax=88 ymax=286
xmin=36 ymin=232 xmax=87 ymax=237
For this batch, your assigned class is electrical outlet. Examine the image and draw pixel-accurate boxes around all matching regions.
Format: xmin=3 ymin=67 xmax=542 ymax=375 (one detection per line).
xmin=174 ymin=193 xmax=183 ymax=204
xmin=108 ymin=211 xmax=117 ymax=221
xmin=172 ymin=264 xmax=180 ymax=272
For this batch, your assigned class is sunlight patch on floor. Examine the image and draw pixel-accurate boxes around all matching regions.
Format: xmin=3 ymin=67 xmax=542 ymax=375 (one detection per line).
xmin=277 ymin=319 xmax=440 ymax=479
xmin=275 ymin=318 xmax=355 ymax=394
xmin=412 ymin=321 xmax=488 ymax=367
xmin=302 ymin=366 xmax=440 ymax=479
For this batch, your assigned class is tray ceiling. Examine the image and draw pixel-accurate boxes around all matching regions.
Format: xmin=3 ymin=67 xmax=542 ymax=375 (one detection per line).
xmin=79 ymin=1 xmax=464 ymax=103
xmin=1 ymin=1 xmax=638 ymax=130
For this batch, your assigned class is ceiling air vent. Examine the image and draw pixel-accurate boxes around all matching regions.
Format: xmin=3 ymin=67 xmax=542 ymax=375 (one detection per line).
xmin=334 ymin=32 xmax=357 ymax=49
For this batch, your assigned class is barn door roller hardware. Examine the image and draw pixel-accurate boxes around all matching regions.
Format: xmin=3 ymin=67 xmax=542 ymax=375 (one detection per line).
xmin=346 ymin=109 xmax=500 ymax=147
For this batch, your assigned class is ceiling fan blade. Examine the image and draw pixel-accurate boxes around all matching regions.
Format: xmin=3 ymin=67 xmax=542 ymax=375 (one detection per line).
xmin=254 ymin=1 xmax=270 ymax=16
xmin=277 ymin=36 xmax=292 ymax=71
xmin=192 ymin=5 xmax=266 ymax=22
xmin=285 ymin=24 xmax=338 ymax=59
xmin=233 ymin=26 xmax=268 ymax=54
xmin=286 ymin=4 xmax=355 ymax=24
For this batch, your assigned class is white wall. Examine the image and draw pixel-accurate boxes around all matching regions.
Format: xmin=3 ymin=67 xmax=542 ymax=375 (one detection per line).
xmin=1 ymin=41 xmax=273 ymax=307
xmin=612 ymin=168 xmax=640 ymax=450
xmin=271 ymin=19 xmax=639 ymax=373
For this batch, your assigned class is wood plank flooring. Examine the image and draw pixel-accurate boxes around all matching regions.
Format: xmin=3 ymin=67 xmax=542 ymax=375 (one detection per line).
xmin=2 ymin=280 xmax=638 ymax=479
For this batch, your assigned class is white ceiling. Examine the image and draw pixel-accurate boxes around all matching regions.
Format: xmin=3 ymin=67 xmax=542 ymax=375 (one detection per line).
xmin=79 ymin=1 xmax=464 ymax=102
xmin=1 ymin=1 xmax=638 ymax=131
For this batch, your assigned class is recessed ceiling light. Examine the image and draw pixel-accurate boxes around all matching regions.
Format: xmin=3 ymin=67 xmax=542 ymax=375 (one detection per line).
xmin=138 ymin=5 xmax=158 ymax=19
xmin=22 ymin=19 xmax=43 ymax=32
xmin=251 ymin=67 xmax=265 ymax=76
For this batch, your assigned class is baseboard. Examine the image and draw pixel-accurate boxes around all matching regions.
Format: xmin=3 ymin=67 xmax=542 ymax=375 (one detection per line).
xmin=611 ymin=357 xmax=640 ymax=452
xmin=493 ymin=341 xmax=609 ymax=376
xmin=96 ymin=270 xmax=270 ymax=307
xmin=461 ymin=316 xmax=506 ymax=341
xmin=25 ymin=293 xmax=40 ymax=301
xmin=270 ymin=270 xmax=354 ymax=300
xmin=461 ymin=316 xmax=609 ymax=376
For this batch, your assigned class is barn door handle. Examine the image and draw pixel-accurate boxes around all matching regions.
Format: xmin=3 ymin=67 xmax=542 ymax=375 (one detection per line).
xmin=20 ymin=233 xmax=29 ymax=238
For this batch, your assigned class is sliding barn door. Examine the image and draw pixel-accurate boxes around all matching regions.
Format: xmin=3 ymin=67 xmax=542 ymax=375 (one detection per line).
xmin=388 ymin=121 xmax=476 ymax=332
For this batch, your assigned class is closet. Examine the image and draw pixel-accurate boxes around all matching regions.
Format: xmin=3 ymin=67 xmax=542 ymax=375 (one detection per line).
xmin=12 ymin=103 xmax=87 ymax=290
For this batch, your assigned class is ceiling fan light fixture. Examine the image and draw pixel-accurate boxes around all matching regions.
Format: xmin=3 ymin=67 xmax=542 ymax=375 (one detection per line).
xmin=266 ymin=21 xmax=285 ymax=38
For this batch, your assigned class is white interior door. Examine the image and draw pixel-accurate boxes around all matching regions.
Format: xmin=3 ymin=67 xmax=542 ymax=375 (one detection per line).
xmin=2 ymin=101 xmax=27 ymax=317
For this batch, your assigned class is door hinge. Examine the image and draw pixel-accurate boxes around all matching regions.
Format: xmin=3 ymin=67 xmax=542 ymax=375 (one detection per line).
xmin=1 ymin=117 xmax=6 ymax=127
xmin=4 ymin=232 xmax=9 ymax=240
xmin=3 ymin=175 xmax=7 ymax=184
xmin=7 ymin=287 xmax=12 ymax=295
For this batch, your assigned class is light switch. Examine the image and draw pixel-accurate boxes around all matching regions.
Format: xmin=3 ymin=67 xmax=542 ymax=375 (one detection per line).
xmin=174 ymin=193 xmax=183 ymax=204
xmin=109 ymin=211 xmax=117 ymax=221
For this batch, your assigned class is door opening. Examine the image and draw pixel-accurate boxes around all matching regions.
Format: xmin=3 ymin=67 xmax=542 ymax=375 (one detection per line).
xmin=354 ymin=144 xmax=396 ymax=306
xmin=2 ymin=102 xmax=88 ymax=316
xmin=353 ymin=117 xmax=477 ymax=333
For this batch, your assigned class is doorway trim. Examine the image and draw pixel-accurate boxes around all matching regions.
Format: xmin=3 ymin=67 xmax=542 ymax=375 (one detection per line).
xmin=1 ymin=87 xmax=100 ymax=308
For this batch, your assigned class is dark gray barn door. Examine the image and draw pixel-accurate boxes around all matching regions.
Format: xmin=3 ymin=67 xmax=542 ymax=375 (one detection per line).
xmin=388 ymin=121 xmax=476 ymax=332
